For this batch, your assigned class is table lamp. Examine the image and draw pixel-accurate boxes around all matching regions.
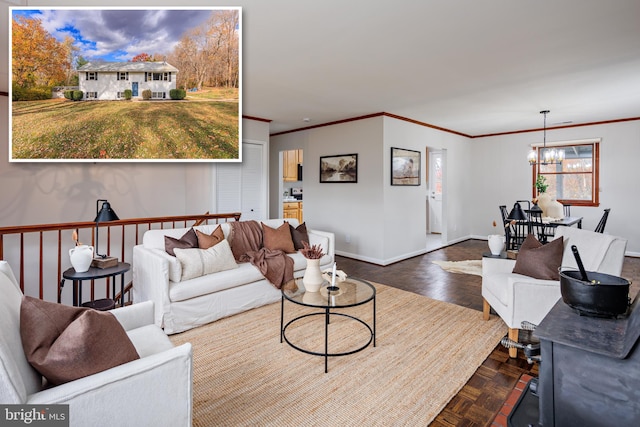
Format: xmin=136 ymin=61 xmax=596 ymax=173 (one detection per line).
xmin=91 ymin=199 xmax=120 ymax=268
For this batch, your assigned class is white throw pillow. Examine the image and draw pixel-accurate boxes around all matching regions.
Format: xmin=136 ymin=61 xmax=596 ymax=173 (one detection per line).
xmin=173 ymin=239 xmax=238 ymax=281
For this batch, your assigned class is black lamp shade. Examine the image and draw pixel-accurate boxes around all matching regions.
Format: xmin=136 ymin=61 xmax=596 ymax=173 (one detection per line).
xmin=530 ymin=203 xmax=543 ymax=213
xmin=94 ymin=201 xmax=119 ymax=223
xmin=507 ymin=202 xmax=527 ymax=221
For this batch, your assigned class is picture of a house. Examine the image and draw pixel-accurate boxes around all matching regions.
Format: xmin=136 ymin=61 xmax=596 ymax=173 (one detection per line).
xmin=77 ymin=61 xmax=178 ymax=100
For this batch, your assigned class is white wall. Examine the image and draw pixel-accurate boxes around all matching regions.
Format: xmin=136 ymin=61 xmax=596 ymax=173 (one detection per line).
xmin=273 ymin=115 xmax=640 ymax=263
xmin=382 ymin=116 xmax=472 ymax=262
xmin=271 ymin=116 xmax=474 ymax=265
xmin=469 ymin=120 xmax=640 ymax=255
xmin=271 ymin=117 xmax=388 ymax=263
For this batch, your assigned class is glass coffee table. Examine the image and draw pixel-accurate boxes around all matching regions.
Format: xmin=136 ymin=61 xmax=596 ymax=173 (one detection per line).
xmin=280 ymin=277 xmax=376 ymax=373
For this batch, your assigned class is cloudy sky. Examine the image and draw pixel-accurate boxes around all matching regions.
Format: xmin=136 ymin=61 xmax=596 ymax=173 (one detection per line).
xmin=12 ymin=8 xmax=224 ymax=62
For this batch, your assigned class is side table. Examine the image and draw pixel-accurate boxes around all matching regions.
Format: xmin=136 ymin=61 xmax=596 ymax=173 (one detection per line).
xmin=482 ymin=251 xmax=507 ymax=259
xmin=62 ymin=262 xmax=130 ymax=308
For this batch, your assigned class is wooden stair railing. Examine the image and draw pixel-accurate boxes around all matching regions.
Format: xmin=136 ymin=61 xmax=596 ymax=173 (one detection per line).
xmin=0 ymin=212 xmax=241 ymax=306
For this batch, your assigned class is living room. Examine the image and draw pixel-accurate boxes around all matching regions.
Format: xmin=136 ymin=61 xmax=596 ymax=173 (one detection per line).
xmin=1 ymin=1 xmax=638 ymax=262
xmin=2 ymin=1 xmax=640 ymax=426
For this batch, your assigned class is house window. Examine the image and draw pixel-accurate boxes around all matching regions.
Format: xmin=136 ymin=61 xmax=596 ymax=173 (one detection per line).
xmin=146 ymin=72 xmax=171 ymax=81
xmin=117 ymin=91 xmax=125 ymax=98
xmin=152 ymin=92 xmax=166 ymax=99
xmin=86 ymin=92 xmax=98 ymax=99
xmin=86 ymin=72 xmax=97 ymax=81
xmin=117 ymin=72 xmax=129 ymax=81
xmin=532 ymin=140 xmax=600 ymax=207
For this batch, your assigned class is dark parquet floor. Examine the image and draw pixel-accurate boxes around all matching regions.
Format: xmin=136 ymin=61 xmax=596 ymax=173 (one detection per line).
xmin=335 ymin=239 xmax=640 ymax=426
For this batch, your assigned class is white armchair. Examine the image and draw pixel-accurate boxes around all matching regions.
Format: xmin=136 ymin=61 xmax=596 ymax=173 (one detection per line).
xmin=482 ymin=227 xmax=627 ymax=357
xmin=0 ymin=261 xmax=193 ymax=426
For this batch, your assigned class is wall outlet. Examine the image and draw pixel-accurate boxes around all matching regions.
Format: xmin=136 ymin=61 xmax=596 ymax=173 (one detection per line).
xmin=345 ymin=234 xmax=351 ymax=244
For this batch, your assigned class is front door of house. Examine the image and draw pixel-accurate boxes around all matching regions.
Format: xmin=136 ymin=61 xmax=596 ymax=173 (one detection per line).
xmin=132 ymin=82 xmax=138 ymax=97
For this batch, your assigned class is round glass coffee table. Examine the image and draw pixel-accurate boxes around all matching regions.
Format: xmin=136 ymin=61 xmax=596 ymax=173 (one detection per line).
xmin=280 ymin=277 xmax=376 ymax=373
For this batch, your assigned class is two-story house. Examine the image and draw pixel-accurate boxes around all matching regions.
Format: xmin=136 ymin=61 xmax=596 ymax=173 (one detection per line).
xmin=77 ymin=61 xmax=178 ymax=100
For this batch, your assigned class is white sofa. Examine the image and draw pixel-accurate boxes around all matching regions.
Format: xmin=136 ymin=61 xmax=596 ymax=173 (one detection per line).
xmin=133 ymin=218 xmax=335 ymax=334
xmin=0 ymin=261 xmax=193 ymax=426
xmin=482 ymin=226 xmax=627 ymax=357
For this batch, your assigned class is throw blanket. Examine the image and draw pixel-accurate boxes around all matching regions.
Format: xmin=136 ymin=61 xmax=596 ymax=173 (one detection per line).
xmin=229 ymin=221 xmax=295 ymax=290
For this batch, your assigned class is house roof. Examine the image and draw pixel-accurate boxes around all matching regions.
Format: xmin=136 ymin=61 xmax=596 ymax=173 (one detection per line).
xmin=78 ymin=61 xmax=178 ymax=73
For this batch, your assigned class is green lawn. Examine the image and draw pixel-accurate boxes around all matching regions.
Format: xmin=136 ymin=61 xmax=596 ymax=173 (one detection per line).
xmin=11 ymin=96 xmax=239 ymax=160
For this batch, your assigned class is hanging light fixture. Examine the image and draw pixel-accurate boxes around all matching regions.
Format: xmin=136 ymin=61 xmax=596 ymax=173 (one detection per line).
xmin=528 ymin=110 xmax=564 ymax=165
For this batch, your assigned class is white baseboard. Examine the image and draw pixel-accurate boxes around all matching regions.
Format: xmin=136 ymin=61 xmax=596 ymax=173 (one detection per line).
xmin=335 ymin=234 xmax=475 ymax=266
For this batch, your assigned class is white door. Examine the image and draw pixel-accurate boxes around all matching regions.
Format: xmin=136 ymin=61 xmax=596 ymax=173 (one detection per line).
xmin=216 ymin=142 xmax=266 ymax=221
xmin=428 ymin=150 xmax=443 ymax=233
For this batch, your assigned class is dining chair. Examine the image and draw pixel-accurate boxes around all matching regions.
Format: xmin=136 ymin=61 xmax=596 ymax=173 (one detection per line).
xmin=528 ymin=210 xmax=552 ymax=243
xmin=506 ymin=202 xmax=529 ymax=250
xmin=499 ymin=205 xmax=513 ymax=250
xmin=594 ymin=208 xmax=611 ymax=233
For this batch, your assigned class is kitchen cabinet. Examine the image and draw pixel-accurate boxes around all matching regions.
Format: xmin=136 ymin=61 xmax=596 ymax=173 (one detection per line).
xmin=283 ymin=149 xmax=302 ymax=182
xmin=283 ymin=201 xmax=303 ymax=223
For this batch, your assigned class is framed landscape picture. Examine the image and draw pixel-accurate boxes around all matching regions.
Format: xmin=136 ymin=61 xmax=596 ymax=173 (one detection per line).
xmin=9 ymin=6 xmax=241 ymax=162
xmin=319 ymin=154 xmax=358 ymax=183
xmin=391 ymin=147 xmax=421 ymax=186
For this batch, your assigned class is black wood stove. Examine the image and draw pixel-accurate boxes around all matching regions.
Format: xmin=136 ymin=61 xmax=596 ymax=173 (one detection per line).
xmin=508 ymin=297 xmax=640 ymax=427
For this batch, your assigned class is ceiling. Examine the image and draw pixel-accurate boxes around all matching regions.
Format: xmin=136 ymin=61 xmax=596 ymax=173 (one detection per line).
xmin=237 ymin=0 xmax=640 ymax=136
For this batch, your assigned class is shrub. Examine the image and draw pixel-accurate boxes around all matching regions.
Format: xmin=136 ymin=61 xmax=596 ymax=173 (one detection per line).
xmin=72 ymin=90 xmax=83 ymax=101
xmin=169 ymin=89 xmax=186 ymax=100
xmin=11 ymin=84 xmax=52 ymax=101
xmin=64 ymin=90 xmax=74 ymax=100
xmin=142 ymin=89 xmax=152 ymax=100
xmin=124 ymin=89 xmax=132 ymax=100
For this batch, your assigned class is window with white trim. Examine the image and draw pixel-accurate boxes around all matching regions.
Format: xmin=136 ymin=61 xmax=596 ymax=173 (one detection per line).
xmin=86 ymin=92 xmax=98 ymax=99
xmin=86 ymin=72 xmax=97 ymax=81
xmin=532 ymin=139 xmax=600 ymax=206
xmin=146 ymin=72 xmax=171 ymax=81
xmin=152 ymin=92 xmax=166 ymax=99
xmin=117 ymin=72 xmax=129 ymax=81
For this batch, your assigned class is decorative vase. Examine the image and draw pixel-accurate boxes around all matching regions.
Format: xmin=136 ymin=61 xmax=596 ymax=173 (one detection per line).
xmin=69 ymin=245 xmax=94 ymax=273
xmin=488 ymin=234 xmax=504 ymax=256
xmin=302 ymin=258 xmax=324 ymax=292
xmin=537 ymin=192 xmax=552 ymax=217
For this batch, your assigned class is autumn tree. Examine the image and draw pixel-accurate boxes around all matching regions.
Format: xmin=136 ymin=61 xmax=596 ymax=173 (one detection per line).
xmin=131 ymin=52 xmax=155 ymax=62
xmin=168 ymin=9 xmax=239 ymax=90
xmin=62 ymin=35 xmax=80 ymax=85
xmin=12 ymin=16 xmax=69 ymax=88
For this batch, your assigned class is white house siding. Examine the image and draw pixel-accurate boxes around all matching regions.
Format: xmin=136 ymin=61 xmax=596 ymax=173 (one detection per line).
xmin=79 ymin=71 xmax=177 ymax=100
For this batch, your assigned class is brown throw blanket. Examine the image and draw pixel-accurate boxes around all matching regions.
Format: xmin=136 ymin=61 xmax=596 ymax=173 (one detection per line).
xmin=229 ymin=221 xmax=295 ymax=290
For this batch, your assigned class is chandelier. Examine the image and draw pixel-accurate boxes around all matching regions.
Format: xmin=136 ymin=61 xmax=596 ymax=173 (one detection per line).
xmin=527 ymin=110 xmax=564 ymax=165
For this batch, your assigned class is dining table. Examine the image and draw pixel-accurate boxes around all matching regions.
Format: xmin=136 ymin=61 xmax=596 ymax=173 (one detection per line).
xmin=542 ymin=216 xmax=583 ymax=229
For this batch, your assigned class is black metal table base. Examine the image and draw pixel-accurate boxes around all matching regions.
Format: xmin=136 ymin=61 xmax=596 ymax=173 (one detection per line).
xmin=281 ymin=310 xmax=375 ymax=373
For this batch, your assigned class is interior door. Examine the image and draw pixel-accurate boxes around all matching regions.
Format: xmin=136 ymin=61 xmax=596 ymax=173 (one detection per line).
xmin=216 ymin=142 xmax=266 ymax=220
xmin=428 ymin=150 xmax=443 ymax=233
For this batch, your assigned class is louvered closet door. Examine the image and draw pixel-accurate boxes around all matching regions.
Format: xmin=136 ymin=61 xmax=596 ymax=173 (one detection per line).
xmin=216 ymin=142 xmax=266 ymax=221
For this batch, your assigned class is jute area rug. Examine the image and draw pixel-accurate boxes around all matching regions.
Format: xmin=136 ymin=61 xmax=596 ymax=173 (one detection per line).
xmin=170 ymin=283 xmax=505 ymax=426
xmin=432 ymin=259 xmax=483 ymax=276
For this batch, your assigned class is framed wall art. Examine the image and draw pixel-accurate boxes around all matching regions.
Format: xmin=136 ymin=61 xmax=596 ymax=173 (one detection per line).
xmin=391 ymin=147 xmax=421 ymax=186
xmin=319 ymin=153 xmax=358 ymax=183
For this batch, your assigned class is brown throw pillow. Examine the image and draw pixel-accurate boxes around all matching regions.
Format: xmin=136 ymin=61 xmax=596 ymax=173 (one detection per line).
xmin=165 ymin=228 xmax=198 ymax=256
xmin=262 ymin=222 xmax=296 ymax=253
xmin=512 ymin=234 xmax=564 ymax=280
xmin=20 ymin=296 xmax=139 ymax=386
xmin=196 ymin=225 xmax=225 ymax=249
xmin=289 ymin=222 xmax=309 ymax=250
